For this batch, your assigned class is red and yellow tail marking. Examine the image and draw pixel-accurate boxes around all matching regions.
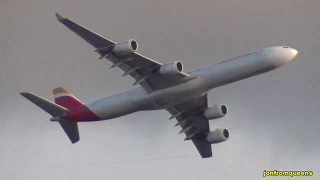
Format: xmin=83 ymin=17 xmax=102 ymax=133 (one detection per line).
xmin=53 ymin=87 xmax=102 ymax=121
xmin=53 ymin=87 xmax=83 ymax=110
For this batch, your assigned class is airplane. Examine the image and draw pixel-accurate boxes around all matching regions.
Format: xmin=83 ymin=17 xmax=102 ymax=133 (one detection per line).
xmin=20 ymin=13 xmax=298 ymax=158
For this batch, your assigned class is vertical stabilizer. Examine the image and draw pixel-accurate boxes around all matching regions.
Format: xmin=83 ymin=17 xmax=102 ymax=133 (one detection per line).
xmin=53 ymin=87 xmax=83 ymax=110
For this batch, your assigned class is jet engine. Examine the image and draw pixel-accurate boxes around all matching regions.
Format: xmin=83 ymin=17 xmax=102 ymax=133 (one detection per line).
xmin=112 ymin=39 xmax=138 ymax=56
xmin=206 ymin=129 xmax=229 ymax=144
xmin=204 ymin=104 xmax=228 ymax=120
xmin=159 ymin=61 xmax=183 ymax=76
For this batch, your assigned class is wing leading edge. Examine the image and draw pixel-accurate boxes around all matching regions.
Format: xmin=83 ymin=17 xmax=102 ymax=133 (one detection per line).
xmin=55 ymin=13 xmax=193 ymax=93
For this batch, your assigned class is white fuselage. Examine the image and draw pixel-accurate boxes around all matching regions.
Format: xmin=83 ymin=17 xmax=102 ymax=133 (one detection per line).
xmin=86 ymin=46 xmax=297 ymax=120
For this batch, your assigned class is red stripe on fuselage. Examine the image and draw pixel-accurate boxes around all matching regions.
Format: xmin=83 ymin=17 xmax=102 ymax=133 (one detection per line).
xmin=61 ymin=105 xmax=101 ymax=122
xmin=55 ymin=96 xmax=83 ymax=110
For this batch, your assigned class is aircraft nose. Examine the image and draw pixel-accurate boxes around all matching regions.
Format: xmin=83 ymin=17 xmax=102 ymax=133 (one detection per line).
xmin=281 ymin=47 xmax=298 ymax=63
xmin=290 ymin=48 xmax=298 ymax=60
xmin=269 ymin=47 xmax=298 ymax=67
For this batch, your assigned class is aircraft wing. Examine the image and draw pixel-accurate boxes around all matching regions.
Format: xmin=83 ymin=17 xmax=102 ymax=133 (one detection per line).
xmin=55 ymin=13 xmax=193 ymax=93
xmin=166 ymin=94 xmax=212 ymax=158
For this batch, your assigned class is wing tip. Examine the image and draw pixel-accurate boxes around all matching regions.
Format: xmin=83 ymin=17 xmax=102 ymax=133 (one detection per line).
xmin=55 ymin=13 xmax=65 ymax=21
xmin=201 ymin=155 xmax=212 ymax=158
xmin=71 ymin=139 xmax=80 ymax=144
xmin=20 ymin=92 xmax=32 ymax=97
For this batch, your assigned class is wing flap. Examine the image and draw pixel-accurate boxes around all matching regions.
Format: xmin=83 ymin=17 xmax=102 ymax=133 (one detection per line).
xmin=166 ymin=94 xmax=213 ymax=158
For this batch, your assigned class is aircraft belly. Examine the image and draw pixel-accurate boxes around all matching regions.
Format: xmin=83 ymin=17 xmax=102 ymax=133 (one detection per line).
xmin=87 ymin=96 xmax=139 ymax=120
xmin=148 ymin=77 xmax=209 ymax=107
xmin=84 ymin=78 xmax=209 ymax=117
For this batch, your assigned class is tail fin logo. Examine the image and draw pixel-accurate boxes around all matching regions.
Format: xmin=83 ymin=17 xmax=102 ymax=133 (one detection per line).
xmin=53 ymin=87 xmax=83 ymax=110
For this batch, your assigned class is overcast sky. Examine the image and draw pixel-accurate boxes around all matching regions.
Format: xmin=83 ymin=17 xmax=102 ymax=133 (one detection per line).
xmin=1 ymin=0 xmax=319 ymax=179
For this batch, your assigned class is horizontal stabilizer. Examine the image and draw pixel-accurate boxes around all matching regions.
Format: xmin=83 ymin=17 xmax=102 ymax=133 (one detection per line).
xmin=55 ymin=13 xmax=65 ymax=21
xmin=20 ymin=92 xmax=80 ymax=144
xmin=20 ymin=92 xmax=69 ymax=116
xmin=59 ymin=119 xmax=80 ymax=143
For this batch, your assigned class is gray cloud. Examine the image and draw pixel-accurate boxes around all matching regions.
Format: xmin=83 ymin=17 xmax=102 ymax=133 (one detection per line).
xmin=1 ymin=0 xmax=319 ymax=179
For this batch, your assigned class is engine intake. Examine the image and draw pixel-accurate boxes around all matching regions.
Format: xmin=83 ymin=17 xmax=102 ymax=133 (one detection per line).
xmin=159 ymin=61 xmax=183 ymax=76
xmin=112 ymin=39 xmax=138 ymax=57
xmin=204 ymin=104 xmax=228 ymax=120
xmin=206 ymin=129 xmax=229 ymax=144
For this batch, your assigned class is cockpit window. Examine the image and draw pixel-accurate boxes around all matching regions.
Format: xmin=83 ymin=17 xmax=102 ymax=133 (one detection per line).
xmin=283 ymin=46 xmax=289 ymax=48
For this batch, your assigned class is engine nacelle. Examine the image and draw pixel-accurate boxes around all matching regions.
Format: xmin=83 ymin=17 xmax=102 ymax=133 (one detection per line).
xmin=204 ymin=104 xmax=228 ymax=120
xmin=112 ymin=39 xmax=138 ymax=56
xmin=158 ymin=61 xmax=183 ymax=76
xmin=206 ymin=129 xmax=229 ymax=144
